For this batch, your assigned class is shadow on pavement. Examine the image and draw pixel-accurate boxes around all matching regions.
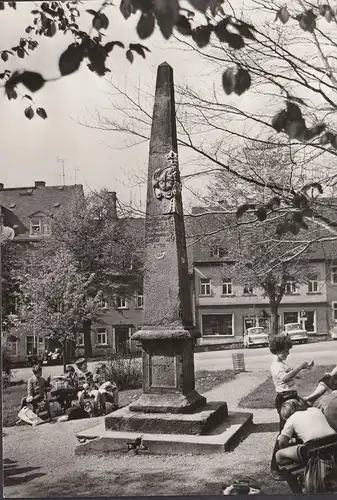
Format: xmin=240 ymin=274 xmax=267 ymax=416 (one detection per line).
xmin=3 ymin=459 xmax=46 ymax=487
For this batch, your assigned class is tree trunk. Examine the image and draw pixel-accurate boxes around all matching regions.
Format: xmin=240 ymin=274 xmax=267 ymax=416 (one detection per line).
xmin=62 ymin=339 xmax=67 ymax=373
xmin=83 ymin=319 xmax=92 ymax=359
xmin=270 ymin=304 xmax=280 ymax=336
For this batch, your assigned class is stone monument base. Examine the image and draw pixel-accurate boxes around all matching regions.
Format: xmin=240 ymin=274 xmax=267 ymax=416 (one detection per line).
xmin=105 ymin=401 xmax=227 ymax=435
xmin=75 ymin=409 xmax=253 ymax=456
xmin=128 ymin=390 xmax=206 ymax=414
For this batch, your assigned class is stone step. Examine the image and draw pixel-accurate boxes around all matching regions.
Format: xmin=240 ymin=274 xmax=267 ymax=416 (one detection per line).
xmin=75 ymin=411 xmax=253 ymax=456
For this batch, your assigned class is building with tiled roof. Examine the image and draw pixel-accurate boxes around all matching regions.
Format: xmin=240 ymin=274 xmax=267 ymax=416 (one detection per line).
xmin=2 ymin=182 xmax=337 ymax=364
xmin=0 ymin=181 xmax=84 ymax=241
xmin=188 ymin=203 xmax=337 ymax=345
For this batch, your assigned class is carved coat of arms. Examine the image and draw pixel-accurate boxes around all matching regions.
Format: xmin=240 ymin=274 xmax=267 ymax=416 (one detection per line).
xmin=152 ymin=150 xmax=181 ymax=214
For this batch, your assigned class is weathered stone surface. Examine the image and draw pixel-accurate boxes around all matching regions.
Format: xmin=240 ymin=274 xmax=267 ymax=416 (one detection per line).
xmin=139 ymin=62 xmax=194 ymax=331
xmin=129 ymin=338 xmax=206 ymax=413
xmin=105 ymin=402 xmax=227 ymax=434
xmin=76 ymin=411 xmax=253 ymax=456
xmin=128 ymin=390 xmax=207 ymax=414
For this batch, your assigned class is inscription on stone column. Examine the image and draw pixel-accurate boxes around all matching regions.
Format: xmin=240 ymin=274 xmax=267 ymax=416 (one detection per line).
xmin=150 ymin=354 xmax=177 ymax=388
xmin=147 ymin=217 xmax=175 ymax=250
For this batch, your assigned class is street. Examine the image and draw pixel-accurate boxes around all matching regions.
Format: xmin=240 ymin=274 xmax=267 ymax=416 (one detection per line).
xmin=195 ymin=341 xmax=337 ymax=371
xmin=11 ymin=341 xmax=336 ymax=382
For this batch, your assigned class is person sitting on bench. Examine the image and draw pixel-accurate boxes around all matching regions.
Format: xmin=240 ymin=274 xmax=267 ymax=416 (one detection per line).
xmin=303 ymin=366 xmax=337 ymax=432
xmin=20 ymin=365 xmax=51 ymax=410
xmin=276 ymin=398 xmax=336 ymax=465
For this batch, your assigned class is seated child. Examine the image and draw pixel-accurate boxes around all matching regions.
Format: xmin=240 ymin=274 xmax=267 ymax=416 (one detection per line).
xmin=304 ymin=366 xmax=337 ymax=404
xmin=303 ymin=366 xmax=337 ymax=432
xmin=276 ymin=398 xmax=336 ymax=465
xmin=20 ymin=365 xmax=51 ymax=410
xmin=96 ymin=381 xmax=118 ymax=414
xmin=89 ymin=364 xmax=118 ymax=414
xmin=269 ymin=334 xmax=313 ymax=478
xmin=75 ymin=358 xmax=94 ymax=406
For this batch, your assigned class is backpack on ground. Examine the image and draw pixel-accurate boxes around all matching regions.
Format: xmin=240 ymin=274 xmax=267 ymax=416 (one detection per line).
xmin=304 ymin=452 xmax=337 ymax=493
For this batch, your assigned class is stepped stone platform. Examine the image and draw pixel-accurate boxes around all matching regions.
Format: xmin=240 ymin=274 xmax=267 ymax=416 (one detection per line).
xmin=75 ymin=409 xmax=253 ymax=456
xmin=105 ymin=401 xmax=228 ymax=435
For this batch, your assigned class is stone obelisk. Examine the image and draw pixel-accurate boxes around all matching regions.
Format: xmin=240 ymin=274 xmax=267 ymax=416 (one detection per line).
xmin=129 ymin=62 xmax=206 ymax=414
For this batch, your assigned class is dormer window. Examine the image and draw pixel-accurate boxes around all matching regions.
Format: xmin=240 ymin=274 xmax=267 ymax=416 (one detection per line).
xmin=30 ymin=218 xmax=42 ymax=236
xmin=210 ymin=246 xmax=226 ymax=258
xmin=29 ymin=214 xmax=51 ymax=237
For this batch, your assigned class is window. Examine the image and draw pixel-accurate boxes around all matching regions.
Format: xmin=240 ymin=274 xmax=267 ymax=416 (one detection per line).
xmin=332 ymin=266 xmax=337 ymax=284
xmin=285 ymin=281 xmax=297 ymax=294
xmin=308 ymin=279 xmax=318 ymax=293
xmin=6 ymin=340 xmax=19 ymax=356
xmin=135 ymin=292 xmax=144 ymax=308
xmin=77 ymin=333 xmax=84 ymax=346
xmin=210 ymin=246 xmax=226 ymax=258
xmin=117 ymin=297 xmax=128 ymax=309
xmin=30 ymin=218 xmax=42 ymax=236
xmin=202 ymin=314 xmax=233 ymax=336
xmin=284 ymin=311 xmax=299 ymax=325
xmin=100 ymin=300 xmax=108 ymax=309
xmin=96 ymin=328 xmax=108 ymax=345
xmin=200 ymin=278 xmax=211 ymax=296
xmin=30 ymin=217 xmax=50 ymax=236
xmin=26 ymin=335 xmax=44 ymax=355
xmin=222 ymin=279 xmax=232 ymax=295
xmin=243 ymin=284 xmax=254 ymax=295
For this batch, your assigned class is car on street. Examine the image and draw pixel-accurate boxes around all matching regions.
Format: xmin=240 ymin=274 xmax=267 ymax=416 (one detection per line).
xmin=282 ymin=323 xmax=308 ymax=344
xmin=330 ymin=325 xmax=337 ymax=340
xmin=244 ymin=327 xmax=269 ymax=348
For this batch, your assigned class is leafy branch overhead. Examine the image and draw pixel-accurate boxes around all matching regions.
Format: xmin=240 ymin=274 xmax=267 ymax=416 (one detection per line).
xmin=0 ymin=0 xmax=336 ymax=157
xmin=236 ymin=182 xmax=326 ymax=237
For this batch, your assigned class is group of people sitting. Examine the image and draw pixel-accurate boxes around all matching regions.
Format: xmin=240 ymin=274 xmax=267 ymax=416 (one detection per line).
xmin=269 ymin=334 xmax=337 ymax=482
xmin=19 ymin=358 xmax=118 ymax=422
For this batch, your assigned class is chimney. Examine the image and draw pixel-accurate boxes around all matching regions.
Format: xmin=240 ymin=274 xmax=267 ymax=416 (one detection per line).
xmin=0 ymin=183 xmax=4 ymax=189
xmin=35 ymin=181 xmax=46 ymax=188
xmin=109 ymin=191 xmax=117 ymax=218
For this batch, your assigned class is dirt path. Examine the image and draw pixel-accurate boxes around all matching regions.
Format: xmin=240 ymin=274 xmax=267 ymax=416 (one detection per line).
xmin=3 ymin=371 xmax=289 ymax=497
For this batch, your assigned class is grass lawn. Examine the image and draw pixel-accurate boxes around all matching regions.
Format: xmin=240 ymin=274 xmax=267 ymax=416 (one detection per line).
xmin=3 ymin=369 xmax=235 ymax=427
xmin=239 ymin=364 xmax=334 ymax=409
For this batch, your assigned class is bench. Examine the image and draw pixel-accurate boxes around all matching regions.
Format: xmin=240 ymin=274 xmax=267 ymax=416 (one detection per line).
xmin=279 ymin=434 xmax=337 ymax=493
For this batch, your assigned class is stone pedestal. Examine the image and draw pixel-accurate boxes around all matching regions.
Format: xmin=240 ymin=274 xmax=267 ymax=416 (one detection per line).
xmin=129 ymin=332 xmax=205 ymax=414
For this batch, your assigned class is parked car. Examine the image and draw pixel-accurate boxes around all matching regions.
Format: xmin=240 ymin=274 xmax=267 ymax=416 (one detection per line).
xmin=42 ymin=348 xmax=63 ymax=366
xmin=244 ymin=327 xmax=269 ymax=348
xmin=282 ymin=323 xmax=308 ymax=344
xmin=330 ymin=325 xmax=337 ymax=340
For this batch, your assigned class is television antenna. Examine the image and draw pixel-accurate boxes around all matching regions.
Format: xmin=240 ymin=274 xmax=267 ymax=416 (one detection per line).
xmin=57 ymin=157 xmax=70 ymax=186
xmin=74 ymin=167 xmax=80 ymax=185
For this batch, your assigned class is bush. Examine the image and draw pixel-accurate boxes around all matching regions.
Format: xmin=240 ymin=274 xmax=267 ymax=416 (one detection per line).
xmin=104 ymin=350 xmax=142 ymax=391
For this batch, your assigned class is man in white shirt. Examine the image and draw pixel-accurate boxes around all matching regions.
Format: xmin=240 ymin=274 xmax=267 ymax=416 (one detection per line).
xmin=276 ymin=399 xmax=336 ymax=465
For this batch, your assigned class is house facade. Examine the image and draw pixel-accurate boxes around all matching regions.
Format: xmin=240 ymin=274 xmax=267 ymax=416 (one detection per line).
xmin=189 ymin=205 xmax=337 ymax=346
xmin=193 ymin=260 xmax=330 ymax=346
xmin=2 ymin=182 xmax=337 ymax=363
xmin=0 ymin=182 xmax=144 ymax=364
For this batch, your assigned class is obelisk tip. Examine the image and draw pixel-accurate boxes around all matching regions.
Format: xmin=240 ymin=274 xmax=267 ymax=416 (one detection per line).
xmin=158 ymin=61 xmax=171 ymax=68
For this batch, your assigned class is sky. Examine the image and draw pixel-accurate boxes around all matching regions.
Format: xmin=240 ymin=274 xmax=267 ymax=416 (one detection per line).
xmin=2 ymin=1 xmax=329 ymax=214
xmin=1 ymin=0 xmax=232 ymax=212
